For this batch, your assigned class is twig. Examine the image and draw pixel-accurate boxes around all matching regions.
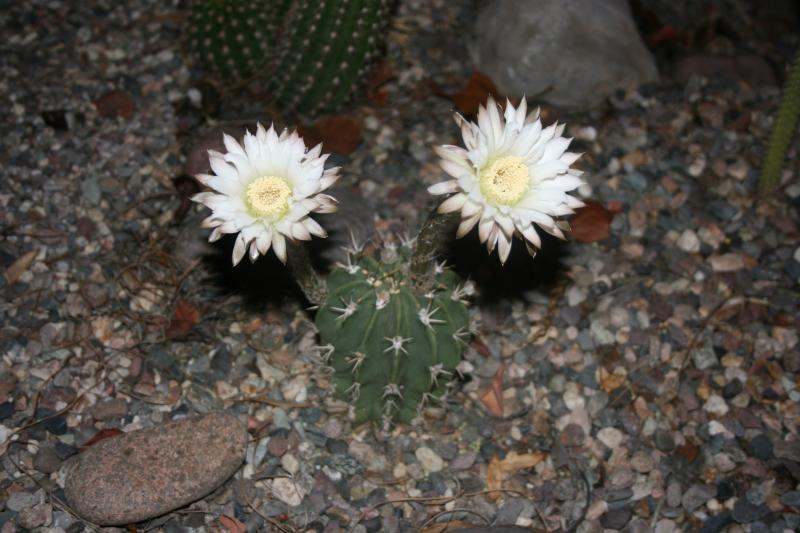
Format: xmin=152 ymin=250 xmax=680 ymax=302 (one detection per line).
xmin=237 ymin=397 xmax=312 ymax=409
xmin=417 ymin=508 xmax=490 ymax=532
xmin=348 ymin=489 xmax=528 ymax=533
xmin=5 ymin=441 xmax=105 ymax=533
xmin=241 ymin=491 xmax=297 ymax=533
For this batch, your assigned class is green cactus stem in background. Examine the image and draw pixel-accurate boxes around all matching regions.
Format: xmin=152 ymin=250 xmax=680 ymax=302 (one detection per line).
xmin=186 ymin=0 xmax=395 ymax=114
xmin=269 ymin=0 xmax=394 ymax=114
xmin=760 ymin=49 xmax=800 ymax=193
xmin=186 ymin=0 xmax=287 ymax=82
xmin=315 ymin=240 xmax=470 ymax=426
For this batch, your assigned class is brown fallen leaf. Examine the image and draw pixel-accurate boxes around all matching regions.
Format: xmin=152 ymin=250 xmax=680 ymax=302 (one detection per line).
xmin=366 ymin=59 xmax=395 ymax=105
xmin=571 ymin=200 xmax=617 ymax=243
xmin=479 ymin=364 xmax=504 ymax=417
xmin=4 ymin=250 xmax=37 ymax=284
xmin=219 ymin=515 xmax=246 ymax=533
xmin=470 ymin=335 xmax=492 ymax=358
xmin=486 ymin=450 xmax=547 ymax=504
xmin=94 ymin=89 xmax=136 ymax=119
xmin=166 ymin=299 xmax=201 ymax=339
xmin=298 ymin=115 xmax=362 ymax=155
xmin=486 ymin=454 xmax=504 ymax=502
xmin=599 ymin=368 xmax=627 ymax=394
xmin=450 ymin=70 xmax=501 ymax=115
xmin=499 ymin=451 xmax=546 ymax=473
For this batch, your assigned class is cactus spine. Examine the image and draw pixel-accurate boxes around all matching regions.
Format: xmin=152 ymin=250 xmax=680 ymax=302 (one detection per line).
xmin=186 ymin=0 xmax=394 ymax=114
xmin=760 ymin=49 xmax=800 ymax=193
xmin=315 ymin=241 xmax=470 ymax=426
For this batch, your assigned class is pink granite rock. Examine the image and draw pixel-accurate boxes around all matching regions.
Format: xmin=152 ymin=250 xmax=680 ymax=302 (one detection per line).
xmin=64 ymin=412 xmax=247 ymax=525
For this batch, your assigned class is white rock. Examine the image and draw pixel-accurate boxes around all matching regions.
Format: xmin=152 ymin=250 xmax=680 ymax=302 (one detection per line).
xmin=270 ymin=477 xmax=307 ymax=507
xmin=597 ymin=427 xmax=624 ymax=448
xmin=563 ymin=388 xmax=585 ymax=410
xmin=415 ymin=446 xmax=444 ymax=473
xmin=281 ymin=454 xmax=300 ymax=475
xmin=794 ymin=246 xmax=800 ymax=263
xmin=393 ymin=462 xmax=407 ymax=479
xmin=676 ymin=229 xmax=701 ymax=253
xmin=703 ymin=394 xmax=729 ymax=416
xmin=714 ymin=452 xmax=736 ymax=472
xmin=566 ymin=285 xmax=587 ymax=307
xmin=471 ymin=0 xmax=657 ymax=109
xmin=655 ymin=519 xmax=678 ymax=533
xmin=710 ymin=253 xmax=746 ymax=272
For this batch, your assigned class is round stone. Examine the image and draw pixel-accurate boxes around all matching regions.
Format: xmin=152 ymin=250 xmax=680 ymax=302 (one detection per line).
xmin=64 ymin=412 xmax=247 ymax=525
xmin=415 ymin=446 xmax=444 ymax=473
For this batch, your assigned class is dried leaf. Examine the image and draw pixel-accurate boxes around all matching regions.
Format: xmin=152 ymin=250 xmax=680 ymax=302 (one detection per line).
xmin=676 ymin=441 xmax=700 ymax=463
xmin=299 ymin=115 xmax=362 ymax=155
xmin=241 ymin=317 xmax=263 ymax=334
xmin=367 ymin=60 xmax=395 ymax=105
xmin=486 ymin=454 xmax=504 ymax=502
xmin=571 ymin=200 xmax=616 ymax=243
xmin=80 ymin=428 xmax=124 ymax=450
xmin=4 ymin=250 xmax=36 ymax=284
xmin=450 ymin=70 xmax=501 ymax=115
xmin=599 ymin=371 xmax=627 ymax=394
xmin=479 ymin=364 xmax=504 ymax=417
xmin=94 ymin=89 xmax=136 ymax=119
xmin=499 ymin=451 xmax=546 ymax=473
xmin=219 ymin=515 xmax=246 ymax=533
xmin=166 ymin=299 xmax=201 ymax=339
xmin=470 ymin=335 xmax=492 ymax=358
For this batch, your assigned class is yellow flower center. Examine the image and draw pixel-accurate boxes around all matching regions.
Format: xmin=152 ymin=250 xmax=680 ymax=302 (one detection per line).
xmin=479 ymin=156 xmax=529 ymax=205
xmin=246 ymin=176 xmax=292 ymax=218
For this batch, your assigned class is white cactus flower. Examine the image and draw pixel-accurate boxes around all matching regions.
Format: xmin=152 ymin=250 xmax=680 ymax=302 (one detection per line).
xmin=428 ymin=97 xmax=585 ymax=264
xmin=192 ymin=123 xmax=339 ymax=265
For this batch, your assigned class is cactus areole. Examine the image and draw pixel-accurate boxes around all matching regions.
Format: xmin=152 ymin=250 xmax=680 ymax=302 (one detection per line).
xmin=315 ymin=244 xmax=470 ymax=426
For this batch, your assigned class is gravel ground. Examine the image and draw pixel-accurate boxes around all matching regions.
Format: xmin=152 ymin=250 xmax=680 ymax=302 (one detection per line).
xmin=1 ymin=1 xmax=800 ymax=532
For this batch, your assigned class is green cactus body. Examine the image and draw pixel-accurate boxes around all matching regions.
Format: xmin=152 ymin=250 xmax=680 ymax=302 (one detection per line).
xmin=270 ymin=0 xmax=394 ymax=114
xmin=760 ymin=49 xmax=800 ymax=193
xmin=187 ymin=0 xmax=393 ymax=114
xmin=187 ymin=0 xmax=289 ymax=82
xmin=315 ymin=245 xmax=469 ymax=426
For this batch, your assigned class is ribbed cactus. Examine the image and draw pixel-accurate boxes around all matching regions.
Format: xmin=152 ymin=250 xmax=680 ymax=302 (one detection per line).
xmin=186 ymin=0 xmax=289 ymax=82
xmin=186 ymin=0 xmax=394 ymax=114
xmin=760 ymin=49 xmax=800 ymax=193
xmin=315 ymin=241 xmax=470 ymax=426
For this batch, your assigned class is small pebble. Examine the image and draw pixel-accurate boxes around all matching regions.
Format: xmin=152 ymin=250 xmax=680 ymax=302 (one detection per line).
xmin=597 ymin=427 xmax=624 ymax=448
xmin=676 ymin=229 xmax=700 ymax=253
xmin=415 ymin=446 xmax=444 ymax=473
xmin=703 ymin=395 xmax=730 ymax=416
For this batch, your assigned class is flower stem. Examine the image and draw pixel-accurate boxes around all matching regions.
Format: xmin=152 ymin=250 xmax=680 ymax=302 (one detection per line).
xmin=410 ymin=210 xmax=459 ymax=278
xmin=287 ymin=241 xmax=327 ymax=306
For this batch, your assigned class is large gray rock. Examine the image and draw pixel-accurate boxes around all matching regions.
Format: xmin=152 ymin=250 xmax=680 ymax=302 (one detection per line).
xmin=471 ymin=0 xmax=658 ymax=109
xmin=64 ymin=412 xmax=247 ymax=525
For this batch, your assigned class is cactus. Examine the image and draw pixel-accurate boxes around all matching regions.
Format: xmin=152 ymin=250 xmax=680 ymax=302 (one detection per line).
xmin=760 ymin=49 xmax=800 ymax=193
xmin=186 ymin=0 xmax=394 ymax=114
xmin=315 ymin=240 xmax=470 ymax=426
xmin=269 ymin=0 xmax=394 ymax=114
xmin=186 ymin=0 xmax=290 ymax=82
